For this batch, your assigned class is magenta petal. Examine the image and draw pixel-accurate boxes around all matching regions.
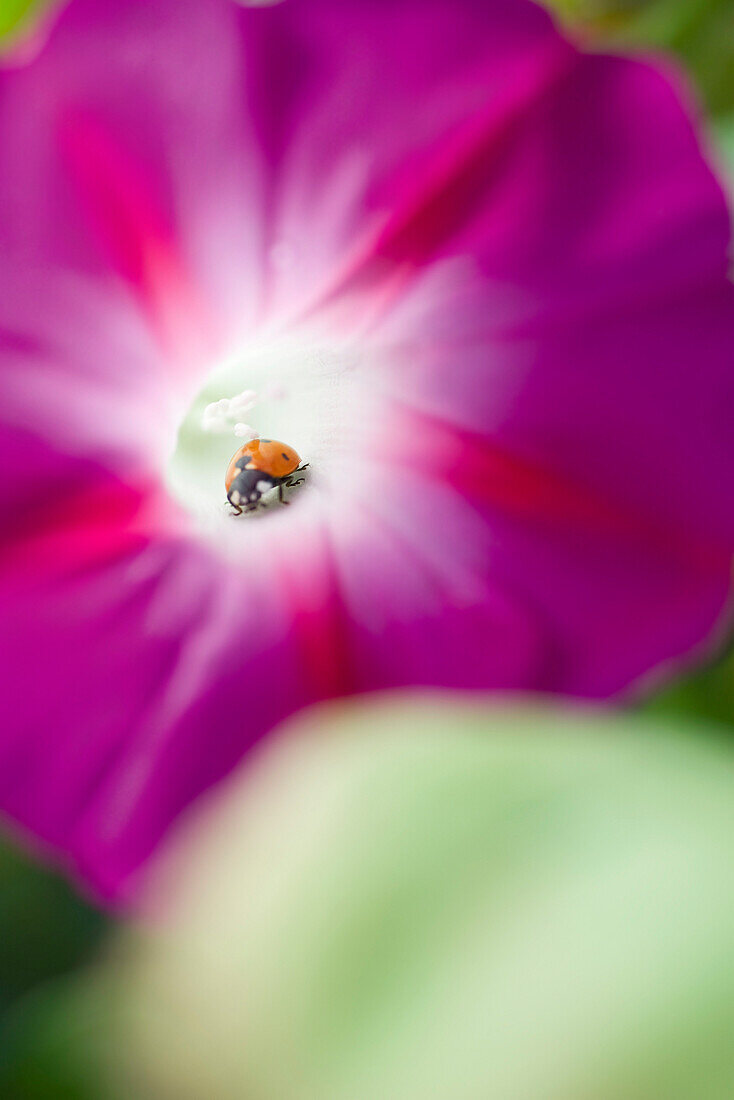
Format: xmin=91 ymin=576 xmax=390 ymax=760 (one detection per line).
xmin=353 ymin=49 xmax=734 ymax=695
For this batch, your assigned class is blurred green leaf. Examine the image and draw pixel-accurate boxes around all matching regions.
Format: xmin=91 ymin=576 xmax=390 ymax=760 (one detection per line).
xmin=0 ymin=982 xmax=109 ymax=1100
xmin=100 ymin=698 xmax=734 ymax=1100
xmin=646 ymin=640 xmax=734 ymax=729
xmin=712 ymin=113 xmax=734 ymax=200
xmin=546 ymin=0 xmax=734 ymax=115
xmin=0 ymin=840 xmax=109 ymax=1099
xmin=0 ymin=841 xmax=107 ymax=1014
xmin=0 ymin=0 xmax=44 ymax=40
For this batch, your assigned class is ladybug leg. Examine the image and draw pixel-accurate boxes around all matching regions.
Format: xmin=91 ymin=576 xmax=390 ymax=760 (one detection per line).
xmin=282 ymin=463 xmax=309 ymax=490
xmin=229 ymin=502 xmax=243 ymax=516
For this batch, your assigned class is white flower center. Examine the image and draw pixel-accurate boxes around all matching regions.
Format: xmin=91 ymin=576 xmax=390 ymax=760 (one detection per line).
xmin=166 ymin=326 xmax=376 ymax=545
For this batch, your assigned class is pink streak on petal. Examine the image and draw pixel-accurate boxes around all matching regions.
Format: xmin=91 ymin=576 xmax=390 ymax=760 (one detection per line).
xmin=0 ymin=504 xmax=314 ymax=901
xmin=278 ymin=528 xmax=356 ymax=700
xmin=60 ymin=112 xmax=218 ymax=368
xmin=381 ymin=409 xmax=732 ymax=575
xmin=236 ymin=0 xmax=561 ymax=322
xmin=305 ymin=36 xmax=574 ymax=321
xmin=0 ymin=0 xmax=269 ymax=390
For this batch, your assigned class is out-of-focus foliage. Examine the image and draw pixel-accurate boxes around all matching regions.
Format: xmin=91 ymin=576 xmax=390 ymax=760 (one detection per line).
xmin=647 ymin=643 xmax=734 ymax=728
xmin=0 ymin=842 xmax=109 ymax=1098
xmin=0 ymin=983 xmax=108 ymax=1100
xmin=95 ymin=700 xmax=734 ymax=1100
xmin=547 ymin=0 xmax=734 ymax=115
xmin=0 ymin=0 xmax=43 ymax=40
xmin=0 ymin=844 xmax=104 ymax=1014
xmin=714 ymin=114 xmax=734 ymax=197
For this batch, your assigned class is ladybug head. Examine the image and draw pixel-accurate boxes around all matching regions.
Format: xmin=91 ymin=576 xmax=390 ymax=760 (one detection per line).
xmin=227 ymin=467 xmax=278 ymax=511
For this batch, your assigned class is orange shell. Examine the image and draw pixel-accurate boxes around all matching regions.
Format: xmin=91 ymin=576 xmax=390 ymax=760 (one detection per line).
xmin=225 ymin=438 xmax=301 ymax=491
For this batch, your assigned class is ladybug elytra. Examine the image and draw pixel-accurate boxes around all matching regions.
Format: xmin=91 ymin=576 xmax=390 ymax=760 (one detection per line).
xmin=225 ymin=438 xmax=307 ymax=514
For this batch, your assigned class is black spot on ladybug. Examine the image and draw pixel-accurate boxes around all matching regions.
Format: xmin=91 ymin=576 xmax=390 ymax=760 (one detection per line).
xmin=281 ymin=452 xmax=289 ymax=461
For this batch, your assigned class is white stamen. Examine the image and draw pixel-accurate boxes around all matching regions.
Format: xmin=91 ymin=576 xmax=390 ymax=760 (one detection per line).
xmin=202 ymin=398 xmax=234 ymax=433
xmin=203 ymin=393 xmax=261 ymax=434
xmin=229 ymin=390 xmax=257 ymax=413
xmin=234 ymin=423 xmax=257 ymax=440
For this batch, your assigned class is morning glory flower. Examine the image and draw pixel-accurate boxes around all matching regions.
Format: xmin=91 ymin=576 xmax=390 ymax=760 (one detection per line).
xmin=1 ymin=0 xmax=733 ymax=900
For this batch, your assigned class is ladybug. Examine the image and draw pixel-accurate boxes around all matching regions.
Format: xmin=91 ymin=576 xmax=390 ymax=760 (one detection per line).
xmin=225 ymin=438 xmax=307 ymax=514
